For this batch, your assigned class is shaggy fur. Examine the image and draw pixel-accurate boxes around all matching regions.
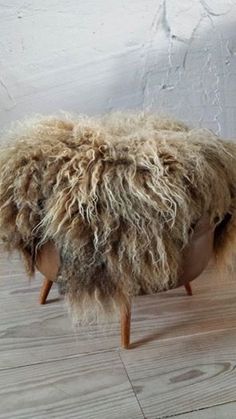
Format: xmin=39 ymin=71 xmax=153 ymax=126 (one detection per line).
xmin=0 ymin=112 xmax=236 ymax=323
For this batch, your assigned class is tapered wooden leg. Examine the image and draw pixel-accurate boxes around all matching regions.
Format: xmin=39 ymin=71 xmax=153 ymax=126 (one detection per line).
xmin=184 ymin=283 xmax=193 ymax=296
xmin=39 ymin=277 xmax=53 ymax=304
xmin=120 ymin=303 xmax=131 ymax=349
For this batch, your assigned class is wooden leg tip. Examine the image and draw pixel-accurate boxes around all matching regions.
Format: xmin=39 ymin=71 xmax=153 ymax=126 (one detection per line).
xmin=121 ymin=340 xmax=130 ymax=350
xmin=39 ymin=297 xmax=47 ymax=305
xmin=39 ymin=278 xmax=53 ymax=305
xmin=120 ymin=303 xmax=131 ymax=350
xmin=184 ymin=283 xmax=193 ymax=296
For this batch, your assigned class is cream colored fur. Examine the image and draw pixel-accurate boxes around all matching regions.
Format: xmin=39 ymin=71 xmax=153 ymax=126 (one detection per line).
xmin=0 ymin=112 xmax=236 ymax=323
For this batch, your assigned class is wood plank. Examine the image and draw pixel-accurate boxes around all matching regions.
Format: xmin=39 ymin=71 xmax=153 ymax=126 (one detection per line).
xmin=120 ymin=328 xmax=236 ymax=419
xmin=0 ymin=351 xmax=144 ymax=419
xmin=1 ymin=247 xmax=236 ymax=418
xmin=1 ymin=249 xmax=236 ymax=369
xmin=176 ymin=401 xmax=236 ymax=418
xmin=130 ymin=281 xmax=236 ymax=348
xmin=0 ymin=250 xmax=121 ymax=368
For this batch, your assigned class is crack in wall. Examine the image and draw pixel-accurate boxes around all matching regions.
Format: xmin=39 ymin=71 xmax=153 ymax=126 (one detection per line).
xmin=140 ymin=0 xmax=232 ymax=135
xmin=0 ymin=77 xmax=15 ymax=104
xmin=0 ymin=0 xmax=235 ymax=138
xmin=199 ymin=0 xmax=228 ymax=135
xmin=199 ymin=0 xmax=232 ymax=17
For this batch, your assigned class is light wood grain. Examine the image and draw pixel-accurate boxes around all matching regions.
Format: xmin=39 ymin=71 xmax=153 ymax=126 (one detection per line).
xmin=1 ymin=285 xmax=236 ymax=370
xmin=1 ymin=254 xmax=236 ymax=369
xmin=1 ymin=246 xmax=236 ymax=418
xmin=177 ymin=402 xmax=236 ymax=418
xmin=0 ymin=351 xmax=143 ymax=419
xmin=0 ymin=249 xmax=121 ymax=369
xmin=120 ymin=328 xmax=236 ymax=418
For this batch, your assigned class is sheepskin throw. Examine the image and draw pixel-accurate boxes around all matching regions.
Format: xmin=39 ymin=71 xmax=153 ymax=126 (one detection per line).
xmin=0 ymin=113 xmax=236 ymax=322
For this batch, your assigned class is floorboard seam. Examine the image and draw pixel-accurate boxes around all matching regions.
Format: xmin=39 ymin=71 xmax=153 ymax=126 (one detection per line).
xmin=0 ymin=348 xmax=118 ymax=372
xmin=118 ymin=350 xmax=146 ymax=419
xmin=158 ymin=399 xmax=236 ymax=418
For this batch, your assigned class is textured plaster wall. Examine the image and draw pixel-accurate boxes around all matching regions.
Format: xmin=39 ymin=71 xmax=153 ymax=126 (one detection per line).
xmin=0 ymin=0 xmax=236 ymax=138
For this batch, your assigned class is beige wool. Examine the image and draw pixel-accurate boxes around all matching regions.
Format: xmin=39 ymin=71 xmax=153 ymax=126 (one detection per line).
xmin=0 ymin=112 xmax=236 ymax=323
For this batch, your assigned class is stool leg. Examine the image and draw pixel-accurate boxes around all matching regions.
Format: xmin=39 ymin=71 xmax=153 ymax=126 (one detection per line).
xmin=39 ymin=277 xmax=53 ymax=304
xmin=120 ymin=303 xmax=131 ymax=349
xmin=184 ymin=283 xmax=193 ymax=296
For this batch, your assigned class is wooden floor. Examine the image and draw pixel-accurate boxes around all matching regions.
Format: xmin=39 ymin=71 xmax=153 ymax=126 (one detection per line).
xmin=0 ymin=249 xmax=236 ymax=419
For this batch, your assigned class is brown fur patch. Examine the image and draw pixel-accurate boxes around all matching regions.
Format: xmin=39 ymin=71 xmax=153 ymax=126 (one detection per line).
xmin=0 ymin=112 xmax=236 ymax=323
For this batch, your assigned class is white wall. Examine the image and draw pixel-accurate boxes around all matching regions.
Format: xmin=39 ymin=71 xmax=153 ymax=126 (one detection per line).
xmin=0 ymin=0 xmax=236 ymax=138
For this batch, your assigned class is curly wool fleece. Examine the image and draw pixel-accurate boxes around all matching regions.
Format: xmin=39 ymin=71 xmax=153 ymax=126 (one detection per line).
xmin=0 ymin=112 xmax=236 ymax=323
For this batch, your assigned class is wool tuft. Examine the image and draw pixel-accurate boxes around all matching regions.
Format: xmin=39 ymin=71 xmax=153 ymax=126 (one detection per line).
xmin=0 ymin=112 xmax=236 ymax=323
